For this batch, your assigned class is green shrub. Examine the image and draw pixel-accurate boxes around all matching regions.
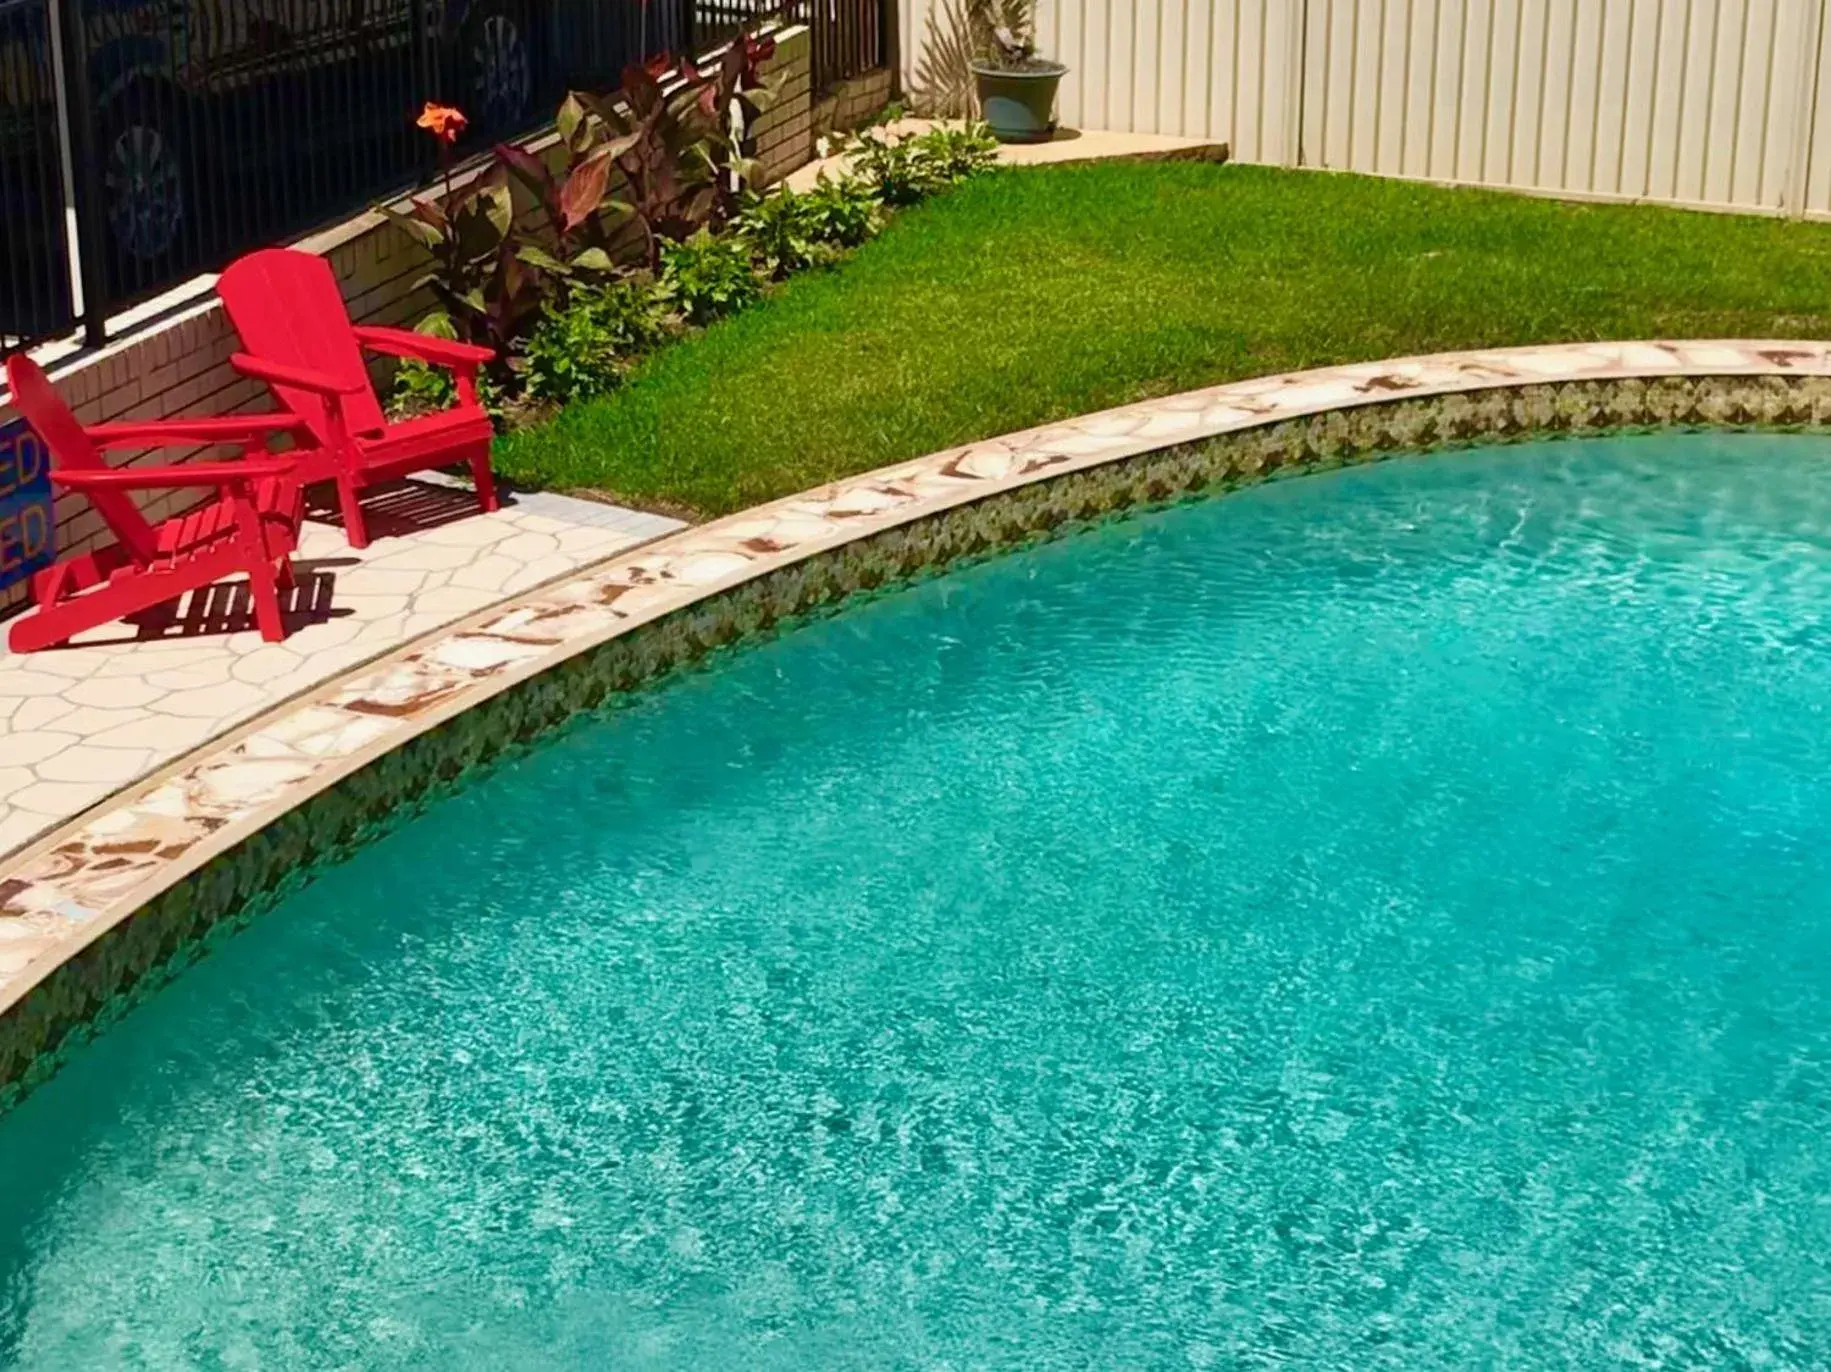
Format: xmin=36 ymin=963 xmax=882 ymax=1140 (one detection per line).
xmin=389 ymin=356 xmax=458 ymax=416
xmin=386 ymin=318 xmax=504 ymax=420
xmin=843 ymin=122 xmax=999 ymax=206
xmin=798 ymin=174 xmax=884 ymax=249
xmin=735 ymin=189 xmax=830 ymax=279
xmin=910 ymin=122 xmax=1000 ymax=183
xmin=523 ymin=278 xmax=671 ymax=405
xmin=844 ymin=128 xmax=933 ymax=206
xmin=660 ymin=230 xmax=763 ymax=326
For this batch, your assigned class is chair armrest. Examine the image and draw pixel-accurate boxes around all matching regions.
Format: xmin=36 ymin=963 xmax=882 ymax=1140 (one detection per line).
xmin=51 ymin=458 xmax=298 ymax=492
xmin=231 ymin=352 xmax=368 ymax=395
xmin=353 ymin=326 xmax=494 ymax=369
xmin=87 ymin=415 xmax=312 ymax=450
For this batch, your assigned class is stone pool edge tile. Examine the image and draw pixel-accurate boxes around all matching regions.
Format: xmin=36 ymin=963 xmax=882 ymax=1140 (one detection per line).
xmin=4 ymin=340 xmax=1831 ymax=1107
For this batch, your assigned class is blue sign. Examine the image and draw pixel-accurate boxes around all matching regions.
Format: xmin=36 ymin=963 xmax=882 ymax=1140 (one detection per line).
xmin=0 ymin=416 xmax=52 ymax=594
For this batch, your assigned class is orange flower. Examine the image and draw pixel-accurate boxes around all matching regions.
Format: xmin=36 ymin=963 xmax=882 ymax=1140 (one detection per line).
xmin=416 ymin=102 xmax=467 ymax=144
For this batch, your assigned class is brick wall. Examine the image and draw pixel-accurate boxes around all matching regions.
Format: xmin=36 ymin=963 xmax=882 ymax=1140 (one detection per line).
xmin=1 ymin=24 xmax=829 ymax=618
xmin=811 ymin=68 xmax=896 ymax=141
xmin=752 ymin=26 xmax=814 ymax=187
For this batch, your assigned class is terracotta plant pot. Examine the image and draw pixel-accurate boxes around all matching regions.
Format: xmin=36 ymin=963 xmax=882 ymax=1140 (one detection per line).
xmin=971 ymin=62 xmax=1068 ymax=144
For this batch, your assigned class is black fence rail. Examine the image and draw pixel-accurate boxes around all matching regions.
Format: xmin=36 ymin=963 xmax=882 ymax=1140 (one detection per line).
xmin=700 ymin=0 xmax=885 ymax=91
xmin=690 ymin=0 xmax=783 ymax=54
xmin=0 ymin=0 xmax=78 ymax=349
xmin=0 ymin=0 xmax=881 ymax=358
xmin=806 ymin=0 xmax=881 ymax=92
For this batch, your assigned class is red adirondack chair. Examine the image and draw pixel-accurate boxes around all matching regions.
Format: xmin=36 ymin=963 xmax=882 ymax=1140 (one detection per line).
xmin=4 ymin=355 xmax=310 ymax=653
xmin=216 ymin=248 xmax=499 ymax=550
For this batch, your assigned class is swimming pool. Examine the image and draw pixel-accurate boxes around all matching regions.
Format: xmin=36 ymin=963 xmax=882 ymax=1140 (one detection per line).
xmin=3 ymin=432 xmax=1829 ymax=1366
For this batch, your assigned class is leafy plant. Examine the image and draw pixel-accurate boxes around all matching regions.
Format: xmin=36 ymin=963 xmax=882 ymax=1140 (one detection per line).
xmin=491 ymin=130 xmax=634 ymax=288
xmin=380 ymin=161 xmax=547 ymax=356
xmin=660 ymin=229 xmax=761 ymax=326
xmin=737 ymin=172 xmax=887 ymax=279
xmin=381 ymin=30 xmax=996 ymax=422
xmin=523 ymin=276 xmax=671 ymax=404
xmin=382 ymin=33 xmax=780 ymax=351
xmin=383 ymin=107 xmax=553 ymax=356
xmin=909 ymin=0 xmax=1040 ymax=116
xmin=735 ymin=189 xmax=829 ymax=278
xmin=843 ymin=123 xmax=1000 ymax=206
xmin=865 ymin=100 xmax=909 ymax=129
xmin=797 ymin=173 xmax=884 ymax=248
xmin=390 ymin=356 xmax=459 ymax=415
xmin=564 ymin=35 xmax=780 ymax=271
xmin=697 ymin=33 xmax=782 ymax=214
xmin=389 ymin=318 xmax=506 ymax=419
xmin=911 ymin=123 xmax=1000 ymax=182
xmin=980 ymin=0 xmax=1041 ymax=68
xmin=843 ymin=128 xmax=935 ymax=206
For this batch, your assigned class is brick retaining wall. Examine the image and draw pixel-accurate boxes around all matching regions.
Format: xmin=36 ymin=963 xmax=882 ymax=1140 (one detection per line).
xmin=812 ymin=68 xmax=896 ymax=140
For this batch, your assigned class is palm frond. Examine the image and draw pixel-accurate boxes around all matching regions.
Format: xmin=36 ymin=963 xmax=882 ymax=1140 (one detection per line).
xmin=909 ymin=0 xmax=1041 ymax=119
xmin=909 ymin=0 xmax=978 ymax=119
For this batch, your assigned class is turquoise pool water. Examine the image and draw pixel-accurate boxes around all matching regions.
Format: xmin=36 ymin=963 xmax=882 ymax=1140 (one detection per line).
xmin=4 ymin=434 xmax=1831 ymax=1367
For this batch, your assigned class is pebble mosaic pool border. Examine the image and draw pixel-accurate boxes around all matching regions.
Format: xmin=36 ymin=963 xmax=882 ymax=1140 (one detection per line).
xmin=6 ymin=340 xmax=1831 ymax=1108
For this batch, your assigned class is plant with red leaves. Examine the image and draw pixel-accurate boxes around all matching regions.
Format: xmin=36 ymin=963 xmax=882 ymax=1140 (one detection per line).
xmin=548 ymin=35 xmax=779 ymax=271
xmin=380 ymin=160 xmax=546 ymax=357
xmin=382 ymin=27 xmax=779 ymax=351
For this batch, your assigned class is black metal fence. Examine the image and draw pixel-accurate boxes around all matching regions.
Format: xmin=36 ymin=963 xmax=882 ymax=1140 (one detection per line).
xmin=0 ymin=0 xmax=78 ymax=349
xmin=690 ymin=0 xmax=781 ymax=53
xmin=0 ymin=0 xmax=883 ymax=357
xmin=701 ymin=0 xmax=884 ymax=91
xmin=688 ymin=0 xmax=882 ymax=91
xmin=805 ymin=0 xmax=881 ymax=92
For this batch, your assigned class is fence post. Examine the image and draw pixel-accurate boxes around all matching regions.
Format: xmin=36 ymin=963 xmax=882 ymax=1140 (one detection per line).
xmin=1281 ymin=0 xmax=1307 ymax=168
xmin=44 ymin=0 xmax=83 ymax=328
xmin=412 ymin=0 xmax=430 ymax=99
xmin=880 ymin=0 xmax=899 ymax=98
xmin=48 ymin=0 xmax=105 ymax=347
xmin=809 ymin=1 xmax=823 ymax=93
xmin=1786 ymin=0 xmax=1827 ymax=216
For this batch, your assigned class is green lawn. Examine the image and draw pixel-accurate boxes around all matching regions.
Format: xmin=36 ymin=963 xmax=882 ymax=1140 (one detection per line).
xmin=494 ymin=159 xmax=1831 ymax=518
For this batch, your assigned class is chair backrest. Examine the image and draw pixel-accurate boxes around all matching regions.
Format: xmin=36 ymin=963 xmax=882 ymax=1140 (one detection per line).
xmin=5 ymin=354 xmax=159 ymax=565
xmin=217 ymin=248 xmax=388 ymax=440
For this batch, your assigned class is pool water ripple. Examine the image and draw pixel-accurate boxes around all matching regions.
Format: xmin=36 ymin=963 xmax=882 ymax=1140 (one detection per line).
xmin=2 ymin=434 xmax=1830 ymax=1367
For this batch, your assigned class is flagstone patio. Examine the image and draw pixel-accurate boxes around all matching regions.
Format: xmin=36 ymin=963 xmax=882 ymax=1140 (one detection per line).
xmin=0 ymin=483 xmax=681 ymax=860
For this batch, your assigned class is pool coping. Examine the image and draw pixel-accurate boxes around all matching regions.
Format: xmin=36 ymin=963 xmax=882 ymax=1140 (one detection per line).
xmin=6 ymin=338 xmax=1831 ymax=1103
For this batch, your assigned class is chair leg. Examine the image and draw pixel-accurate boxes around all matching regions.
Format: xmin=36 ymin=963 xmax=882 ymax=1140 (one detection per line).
xmin=469 ymin=443 xmax=500 ymax=515
xmin=7 ymin=603 xmax=75 ymax=653
xmin=248 ymin=559 xmax=287 ymax=643
xmin=276 ymin=557 xmax=295 ymax=591
xmin=338 ymin=474 xmax=370 ymax=549
xmin=9 ymin=570 xmax=177 ymax=653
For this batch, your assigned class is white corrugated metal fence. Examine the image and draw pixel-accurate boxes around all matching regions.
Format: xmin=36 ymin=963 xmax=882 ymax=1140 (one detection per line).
xmin=900 ymin=0 xmax=1831 ymax=217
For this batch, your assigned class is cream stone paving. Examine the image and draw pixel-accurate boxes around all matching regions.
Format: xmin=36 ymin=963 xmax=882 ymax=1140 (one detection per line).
xmin=784 ymin=120 xmax=1228 ymax=193
xmin=4 ymin=340 xmax=1831 ymax=1021
xmin=0 ymin=483 xmax=682 ymax=865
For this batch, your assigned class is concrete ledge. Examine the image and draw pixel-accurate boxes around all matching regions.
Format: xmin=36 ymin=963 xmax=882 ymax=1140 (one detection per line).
xmin=785 ymin=120 xmax=1229 ymax=192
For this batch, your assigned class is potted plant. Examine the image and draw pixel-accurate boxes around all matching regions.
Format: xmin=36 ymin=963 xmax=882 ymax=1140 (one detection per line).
xmin=969 ymin=2 xmax=1066 ymax=144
